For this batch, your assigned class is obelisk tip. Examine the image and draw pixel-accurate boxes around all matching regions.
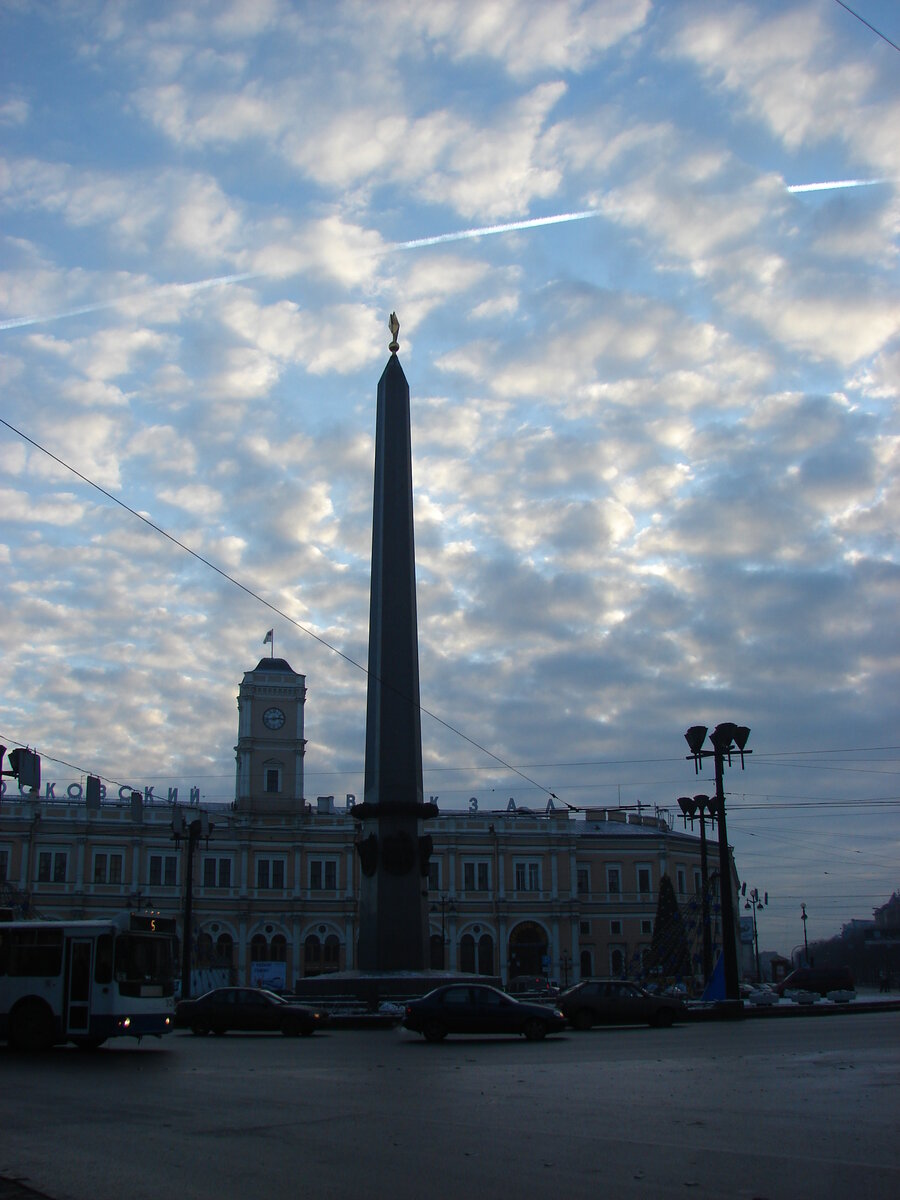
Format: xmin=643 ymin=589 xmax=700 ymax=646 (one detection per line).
xmin=388 ymin=311 xmax=400 ymax=354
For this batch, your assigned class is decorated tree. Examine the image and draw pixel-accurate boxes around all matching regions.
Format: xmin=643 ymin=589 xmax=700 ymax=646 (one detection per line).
xmin=649 ymin=874 xmax=691 ymax=980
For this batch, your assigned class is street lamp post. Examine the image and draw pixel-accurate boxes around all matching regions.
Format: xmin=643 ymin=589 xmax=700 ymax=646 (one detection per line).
xmin=742 ymin=884 xmax=768 ymax=984
xmin=685 ymin=723 xmax=751 ymax=1003
xmin=430 ymin=894 xmax=456 ymax=970
xmin=677 ymin=793 xmax=715 ymax=985
xmin=801 ymin=903 xmax=809 ymax=966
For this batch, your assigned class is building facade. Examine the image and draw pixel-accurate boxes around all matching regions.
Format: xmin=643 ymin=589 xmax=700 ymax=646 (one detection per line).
xmin=1 ymin=659 xmax=726 ymax=992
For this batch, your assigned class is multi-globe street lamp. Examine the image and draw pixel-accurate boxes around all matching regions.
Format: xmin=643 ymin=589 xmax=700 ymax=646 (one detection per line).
xmin=676 ymin=794 xmax=715 ymax=985
xmin=742 ymin=884 xmax=768 ymax=984
xmin=684 ymin=723 xmax=751 ymax=1003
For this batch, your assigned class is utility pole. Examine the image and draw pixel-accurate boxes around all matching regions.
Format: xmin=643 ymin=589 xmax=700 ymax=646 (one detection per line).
xmin=172 ymin=810 xmax=214 ymax=1000
xmin=685 ymin=724 xmax=751 ymax=1003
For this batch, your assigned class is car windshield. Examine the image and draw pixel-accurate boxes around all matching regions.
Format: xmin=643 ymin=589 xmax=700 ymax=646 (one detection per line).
xmin=260 ymin=990 xmax=286 ymax=1004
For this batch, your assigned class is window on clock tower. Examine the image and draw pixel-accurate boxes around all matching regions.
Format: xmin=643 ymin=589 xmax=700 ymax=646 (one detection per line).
xmin=263 ymin=762 xmax=282 ymax=793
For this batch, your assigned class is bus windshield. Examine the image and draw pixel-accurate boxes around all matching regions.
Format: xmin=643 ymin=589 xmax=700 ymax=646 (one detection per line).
xmin=114 ymin=933 xmax=176 ymax=996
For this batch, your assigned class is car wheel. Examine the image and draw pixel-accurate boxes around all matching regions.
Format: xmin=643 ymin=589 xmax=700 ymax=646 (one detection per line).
xmin=423 ymin=1019 xmax=447 ymax=1043
xmin=651 ymin=1009 xmax=675 ymax=1028
xmin=10 ymin=1001 xmax=55 ymax=1052
xmin=281 ymin=1021 xmax=300 ymax=1037
xmin=572 ymin=1009 xmax=593 ymax=1032
xmin=300 ymin=1025 xmax=315 ymax=1037
xmin=212 ymin=1026 xmax=227 ymax=1036
xmin=523 ymin=1018 xmax=547 ymax=1041
xmin=191 ymin=1023 xmax=210 ymax=1037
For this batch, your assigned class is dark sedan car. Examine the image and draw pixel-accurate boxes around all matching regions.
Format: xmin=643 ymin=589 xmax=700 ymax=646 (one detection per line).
xmin=175 ymin=987 xmax=326 ymax=1036
xmin=403 ymin=983 xmax=567 ymax=1042
xmin=558 ymin=979 xmax=686 ymax=1029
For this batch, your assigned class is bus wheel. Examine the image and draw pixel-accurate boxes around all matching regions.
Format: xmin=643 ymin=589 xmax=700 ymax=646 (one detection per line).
xmin=73 ymin=1036 xmax=107 ymax=1050
xmin=10 ymin=1000 xmax=55 ymax=1052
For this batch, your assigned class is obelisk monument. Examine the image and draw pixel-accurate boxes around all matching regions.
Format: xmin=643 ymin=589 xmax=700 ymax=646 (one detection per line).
xmin=353 ymin=314 xmax=435 ymax=971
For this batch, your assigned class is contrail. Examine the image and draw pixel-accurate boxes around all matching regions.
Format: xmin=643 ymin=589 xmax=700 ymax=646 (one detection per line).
xmin=394 ymin=208 xmax=602 ymax=250
xmin=0 ymin=271 xmax=256 ymax=332
xmin=787 ymin=178 xmax=884 ymax=193
xmin=0 ymin=180 xmax=887 ymax=332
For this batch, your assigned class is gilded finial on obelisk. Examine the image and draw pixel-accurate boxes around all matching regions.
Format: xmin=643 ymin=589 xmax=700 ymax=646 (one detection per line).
xmin=388 ymin=311 xmax=400 ymax=354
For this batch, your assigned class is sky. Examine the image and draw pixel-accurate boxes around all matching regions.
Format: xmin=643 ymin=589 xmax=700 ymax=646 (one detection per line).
xmin=1 ymin=0 xmax=898 ymax=955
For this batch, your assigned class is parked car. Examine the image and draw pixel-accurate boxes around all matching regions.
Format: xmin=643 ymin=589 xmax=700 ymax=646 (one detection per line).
xmin=775 ymin=967 xmax=855 ymax=998
xmin=403 ymin=983 xmax=567 ymax=1042
xmin=557 ymin=979 xmax=687 ymax=1029
xmin=175 ymin=986 xmax=327 ymax=1036
xmin=506 ymin=975 xmax=560 ymax=999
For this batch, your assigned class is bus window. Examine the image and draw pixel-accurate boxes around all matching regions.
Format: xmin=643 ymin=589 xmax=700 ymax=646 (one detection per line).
xmin=95 ymin=933 xmax=113 ymax=984
xmin=7 ymin=928 xmax=63 ymax=977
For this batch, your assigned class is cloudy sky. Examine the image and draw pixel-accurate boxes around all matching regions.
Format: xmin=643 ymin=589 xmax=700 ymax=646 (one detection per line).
xmin=2 ymin=0 xmax=898 ymax=952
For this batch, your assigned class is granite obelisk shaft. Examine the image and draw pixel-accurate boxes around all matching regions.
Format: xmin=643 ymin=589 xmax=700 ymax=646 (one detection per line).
xmin=354 ymin=349 xmax=431 ymax=971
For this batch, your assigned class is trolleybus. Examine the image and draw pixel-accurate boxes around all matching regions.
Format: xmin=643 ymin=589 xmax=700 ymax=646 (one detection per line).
xmin=0 ymin=911 xmax=177 ymax=1050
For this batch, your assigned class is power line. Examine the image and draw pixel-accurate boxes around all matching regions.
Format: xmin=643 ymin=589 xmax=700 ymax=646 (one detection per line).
xmin=834 ymin=0 xmax=900 ymax=54
xmin=0 ymin=418 xmax=561 ymax=804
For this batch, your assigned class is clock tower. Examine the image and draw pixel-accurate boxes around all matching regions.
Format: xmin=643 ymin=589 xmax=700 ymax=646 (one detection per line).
xmin=234 ymin=656 xmax=307 ymax=814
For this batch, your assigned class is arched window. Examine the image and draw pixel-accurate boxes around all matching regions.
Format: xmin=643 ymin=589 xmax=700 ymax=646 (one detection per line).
xmin=610 ymin=946 xmax=625 ymax=976
xmin=304 ymin=934 xmax=321 ymax=976
xmin=459 ymin=934 xmax=476 ymax=974
xmin=429 ymin=933 xmax=444 ymax=970
xmin=323 ymin=935 xmax=340 ymax=971
xmin=216 ymin=933 xmax=234 ymax=966
xmin=250 ymin=934 xmax=268 ymax=962
xmin=196 ymin=932 xmax=214 ymax=966
xmin=477 ymin=934 xmax=494 ymax=976
xmin=270 ymin=934 xmax=287 ymax=963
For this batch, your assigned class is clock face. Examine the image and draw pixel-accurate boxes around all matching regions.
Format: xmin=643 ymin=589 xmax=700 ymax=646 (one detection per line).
xmin=262 ymin=706 xmax=286 ymax=730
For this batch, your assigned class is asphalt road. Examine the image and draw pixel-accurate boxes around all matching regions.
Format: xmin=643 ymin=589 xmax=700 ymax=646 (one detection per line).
xmin=2 ymin=1012 xmax=898 ymax=1200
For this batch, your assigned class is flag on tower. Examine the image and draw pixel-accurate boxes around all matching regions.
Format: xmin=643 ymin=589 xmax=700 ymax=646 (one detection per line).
xmin=263 ymin=629 xmax=273 ymax=646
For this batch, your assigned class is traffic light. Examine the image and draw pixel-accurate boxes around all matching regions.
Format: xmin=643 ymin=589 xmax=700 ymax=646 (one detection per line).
xmin=6 ymin=747 xmax=41 ymax=793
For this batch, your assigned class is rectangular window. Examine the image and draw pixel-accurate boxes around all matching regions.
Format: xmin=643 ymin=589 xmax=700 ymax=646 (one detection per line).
xmin=0 ymin=849 xmax=8 ymax=882
xmin=93 ymin=852 xmax=122 ymax=885
xmin=641 ymin=919 xmax=652 ymax=935
xmin=514 ymin=861 xmax=541 ymax=891
xmin=577 ymin=865 xmax=590 ymax=895
xmin=265 ymin=767 xmax=281 ymax=793
xmin=309 ymin=859 xmax=337 ymax=890
xmin=462 ymin=860 xmax=490 ymax=891
xmin=636 ymin=865 xmax=652 ymax=895
xmin=37 ymin=851 xmax=66 ymax=884
xmin=694 ymin=869 xmax=703 ymax=896
xmin=579 ymin=920 xmax=591 ymax=936
xmin=202 ymin=857 xmax=230 ymax=888
xmin=610 ymin=919 xmax=622 ymax=936
xmin=428 ymin=861 xmax=440 ymax=891
xmin=150 ymin=855 xmax=178 ymax=887
xmin=607 ymin=866 xmax=621 ymax=895
xmin=257 ymin=858 xmax=285 ymax=889
xmin=676 ymin=867 xmax=687 ymax=895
